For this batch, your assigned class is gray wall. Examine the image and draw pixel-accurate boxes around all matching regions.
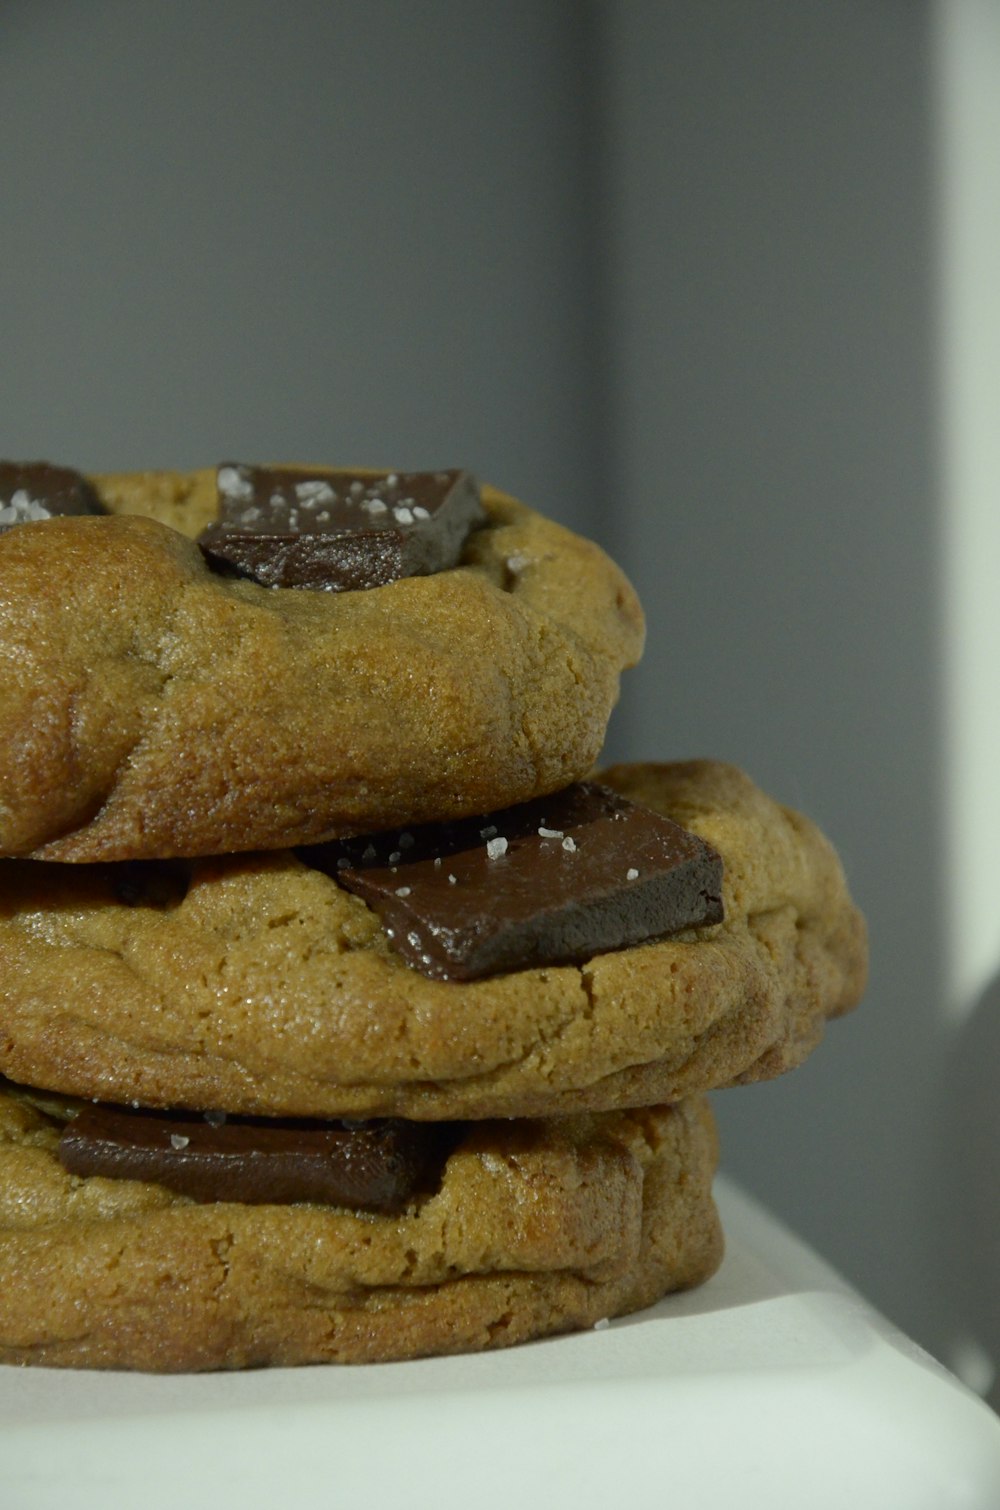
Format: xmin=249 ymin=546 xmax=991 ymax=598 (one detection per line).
xmin=1 ymin=1 xmax=602 ymax=517
xmin=0 ymin=0 xmax=986 ymax=1381
xmin=596 ymin=1 xmax=949 ymax=1362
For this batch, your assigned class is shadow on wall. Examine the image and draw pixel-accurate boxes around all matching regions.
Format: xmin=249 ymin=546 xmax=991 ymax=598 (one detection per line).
xmin=940 ymin=971 xmax=1000 ymax=1412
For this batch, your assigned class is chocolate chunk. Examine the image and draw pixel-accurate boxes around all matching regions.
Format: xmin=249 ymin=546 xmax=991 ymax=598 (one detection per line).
xmin=111 ymin=860 xmax=190 ymax=910
xmin=305 ymin=783 xmax=724 ymax=981
xmin=197 ymin=464 xmax=485 ymax=590
xmin=58 ymin=1105 xmax=454 ymax=1212
xmin=0 ymin=460 xmax=105 ymax=532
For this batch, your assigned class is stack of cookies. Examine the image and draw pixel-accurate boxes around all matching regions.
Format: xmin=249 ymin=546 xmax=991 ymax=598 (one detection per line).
xmin=0 ymin=462 xmax=867 ymax=1370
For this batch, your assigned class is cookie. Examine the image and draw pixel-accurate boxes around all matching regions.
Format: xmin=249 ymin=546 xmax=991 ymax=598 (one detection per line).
xmin=0 ymin=466 xmax=643 ymax=861
xmin=0 ymin=1087 xmax=721 ymax=1370
xmin=0 ymin=761 xmax=866 ymax=1120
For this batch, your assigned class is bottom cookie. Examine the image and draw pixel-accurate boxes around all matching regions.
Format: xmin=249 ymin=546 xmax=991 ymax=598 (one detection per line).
xmin=0 ymin=1088 xmax=721 ymax=1371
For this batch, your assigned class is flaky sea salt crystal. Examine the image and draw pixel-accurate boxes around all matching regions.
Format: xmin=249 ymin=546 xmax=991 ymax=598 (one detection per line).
xmin=170 ymin=1134 xmax=190 ymax=1150
xmin=593 ymin=1317 xmax=611 ymax=1331
xmin=1 ymin=492 xmax=50 ymax=523
xmin=218 ymin=465 xmax=253 ymax=501
xmin=295 ymin=479 xmax=336 ymax=505
xmin=562 ymin=837 xmax=577 ymax=853
xmin=538 ymin=826 xmax=563 ymax=839
xmin=486 ymin=836 xmax=508 ymax=860
xmin=626 ymin=867 xmax=639 ymax=881
xmin=395 ymin=886 xmax=412 ymax=897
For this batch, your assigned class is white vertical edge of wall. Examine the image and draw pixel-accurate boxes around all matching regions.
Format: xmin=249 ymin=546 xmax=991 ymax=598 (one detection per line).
xmin=935 ymin=0 xmax=1000 ymax=1027
xmin=933 ymin=0 xmax=1000 ymax=1402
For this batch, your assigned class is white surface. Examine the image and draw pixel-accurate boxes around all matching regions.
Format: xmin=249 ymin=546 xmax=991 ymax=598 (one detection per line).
xmin=2 ymin=1176 xmax=998 ymax=1509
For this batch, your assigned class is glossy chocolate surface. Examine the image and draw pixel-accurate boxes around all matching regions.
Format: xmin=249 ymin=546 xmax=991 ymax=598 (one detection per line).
xmin=304 ymin=782 xmax=724 ymax=981
xmin=59 ymin=1106 xmax=454 ymax=1211
xmin=198 ymin=464 xmax=484 ymax=590
xmin=0 ymin=460 xmax=105 ymax=531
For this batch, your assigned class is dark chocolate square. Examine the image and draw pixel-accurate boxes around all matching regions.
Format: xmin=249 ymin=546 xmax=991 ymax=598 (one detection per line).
xmin=59 ymin=1105 xmax=455 ymax=1213
xmin=198 ymin=464 xmax=485 ymax=590
xmin=303 ymin=783 xmax=724 ymax=981
xmin=0 ymin=461 xmax=105 ymax=532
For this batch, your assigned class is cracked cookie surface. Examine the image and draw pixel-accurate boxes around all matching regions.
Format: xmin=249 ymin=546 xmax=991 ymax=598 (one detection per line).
xmin=0 ymin=1090 xmax=720 ymax=1370
xmin=0 ymin=470 xmax=643 ymax=861
xmin=0 ymin=762 xmax=867 ymax=1120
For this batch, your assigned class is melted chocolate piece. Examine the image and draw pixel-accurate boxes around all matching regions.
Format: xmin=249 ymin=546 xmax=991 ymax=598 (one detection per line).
xmin=198 ymin=464 xmax=484 ymax=590
xmin=0 ymin=460 xmax=105 ymax=532
xmin=59 ymin=1106 xmax=453 ymax=1212
xmin=305 ymin=783 xmax=724 ymax=981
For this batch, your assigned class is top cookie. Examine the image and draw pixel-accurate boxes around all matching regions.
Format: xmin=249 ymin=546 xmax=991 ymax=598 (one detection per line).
xmin=0 ymin=465 xmax=643 ymax=861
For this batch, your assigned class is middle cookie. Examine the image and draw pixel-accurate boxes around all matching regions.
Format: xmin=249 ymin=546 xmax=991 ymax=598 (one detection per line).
xmin=0 ymin=761 xmax=867 ymax=1121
